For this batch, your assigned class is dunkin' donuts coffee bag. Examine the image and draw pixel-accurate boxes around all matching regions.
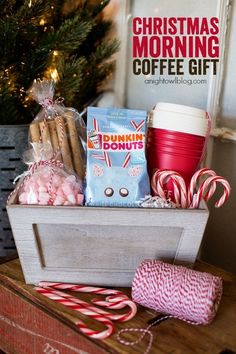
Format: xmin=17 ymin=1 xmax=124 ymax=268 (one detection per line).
xmin=86 ymin=107 xmax=150 ymax=207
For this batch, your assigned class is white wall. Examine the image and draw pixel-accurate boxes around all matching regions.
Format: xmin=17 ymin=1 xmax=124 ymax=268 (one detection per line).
xmin=219 ymin=0 xmax=236 ymax=129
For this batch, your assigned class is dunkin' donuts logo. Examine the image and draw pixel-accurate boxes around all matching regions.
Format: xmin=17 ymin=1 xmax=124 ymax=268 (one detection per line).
xmin=102 ymin=132 xmax=145 ymax=151
xmin=88 ymin=132 xmax=145 ymax=151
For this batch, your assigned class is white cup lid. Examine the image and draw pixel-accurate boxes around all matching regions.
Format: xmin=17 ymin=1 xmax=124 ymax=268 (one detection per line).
xmin=149 ymin=103 xmax=208 ymax=137
xmin=154 ymin=102 xmax=206 ymax=119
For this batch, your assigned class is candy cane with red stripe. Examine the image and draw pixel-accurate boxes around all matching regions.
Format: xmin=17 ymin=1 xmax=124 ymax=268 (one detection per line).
xmin=93 ymin=117 xmax=99 ymax=132
xmin=37 ymin=282 xmax=137 ymax=321
xmin=35 ymin=286 xmax=114 ymax=339
xmin=38 ymin=286 xmax=135 ymax=322
xmin=130 ymin=120 xmax=145 ymax=132
xmin=92 ymin=294 xmax=137 ymax=321
xmin=151 ymin=170 xmax=187 ymax=208
xmin=151 ymin=168 xmax=230 ymax=209
xmin=38 ymin=282 xmax=123 ymax=295
xmin=92 ymin=152 xmax=112 ymax=167
xmin=91 ymin=154 xmax=104 ymax=161
xmin=188 ymin=168 xmax=217 ymax=206
xmin=122 ymin=152 xmax=131 ymax=168
xmin=190 ymin=176 xmax=231 ymax=209
xmin=104 ymin=151 xmax=112 ymax=167
xmin=36 ymin=282 xmax=137 ymax=339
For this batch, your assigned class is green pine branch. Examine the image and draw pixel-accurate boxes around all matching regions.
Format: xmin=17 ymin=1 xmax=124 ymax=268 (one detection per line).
xmin=0 ymin=0 xmax=119 ymax=125
xmin=56 ymin=56 xmax=87 ymax=102
xmin=54 ymin=16 xmax=94 ymax=51
xmin=90 ymin=40 xmax=120 ymax=65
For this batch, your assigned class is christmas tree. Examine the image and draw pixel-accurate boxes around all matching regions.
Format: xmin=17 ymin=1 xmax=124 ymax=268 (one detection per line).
xmin=0 ymin=0 xmax=119 ymax=125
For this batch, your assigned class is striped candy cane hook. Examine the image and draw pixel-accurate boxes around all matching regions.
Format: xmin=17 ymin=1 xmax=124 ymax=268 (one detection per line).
xmin=123 ymin=152 xmax=131 ymax=168
xmin=188 ymin=168 xmax=217 ymax=207
xmin=36 ymin=282 xmax=137 ymax=338
xmin=93 ymin=117 xmax=99 ymax=132
xmin=130 ymin=120 xmax=145 ymax=132
xmin=35 ymin=286 xmax=114 ymax=339
xmin=191 ymin=175 xmax=231 ymax=209
xmin=38 ymin=282 xmax=136 ymax=322
xmin=151 ymin=169 xmax=187 ymax=208
xmin=92 ymin=151 xmax=112 ymax=167
xmin=92 ymin=294 xmax=137 ymax=321
xmin=151 ymin=168 xmax=230 ymax=209
xmin=38 ymin=282 xmax=123 ymax=295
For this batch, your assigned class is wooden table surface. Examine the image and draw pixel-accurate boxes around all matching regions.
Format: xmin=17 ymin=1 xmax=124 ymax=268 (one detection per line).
xmin=0 ymin=259 xmax=235 ymax=354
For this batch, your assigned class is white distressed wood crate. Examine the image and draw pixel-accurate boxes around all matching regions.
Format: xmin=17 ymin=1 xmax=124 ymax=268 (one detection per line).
xmin=7 ymin=192 xmax=209 ymax=286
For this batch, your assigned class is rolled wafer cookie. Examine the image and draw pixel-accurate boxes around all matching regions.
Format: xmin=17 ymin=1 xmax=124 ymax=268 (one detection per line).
xmin=29 ymin=122 xmax=41 ymax=143
xmin=39 ymin=121 xmax=51 ymax=146
xmin=55 ymin=116 xmax=74 ymax=172
xmin=64 ymin=111 xmax=85 ymax=179
xmin=48 ymin=120 xmax=62 ymax=161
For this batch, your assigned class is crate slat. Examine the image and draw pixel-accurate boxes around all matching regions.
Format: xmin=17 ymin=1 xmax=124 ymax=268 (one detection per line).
xmin=0 ymin=125 xmax=28 ymax=257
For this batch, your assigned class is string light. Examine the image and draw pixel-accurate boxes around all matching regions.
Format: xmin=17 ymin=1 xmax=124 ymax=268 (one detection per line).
xmin=49 ymin=68 xmax=59 ymax=82
xmin=28 ymin=0 xmax=32 ymax=8
xmin=53 ymin=50 xmax=59 ymax=56
xmin=39 ymin=18 xmax=46 ymax=26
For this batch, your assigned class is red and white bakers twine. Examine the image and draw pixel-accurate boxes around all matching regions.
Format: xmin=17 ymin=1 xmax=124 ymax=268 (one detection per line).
xmin=151 ymin=168 xmax=231 ymax=208
xmin=35 ymin=282 xmax=137 ymax=340
xmin=117 ymin=260 xmax=223 ymax=354
xmin=40 ymin=96 xmax=65 ymax=158
xmin=132 ymin=260 xmax=222 ymax=325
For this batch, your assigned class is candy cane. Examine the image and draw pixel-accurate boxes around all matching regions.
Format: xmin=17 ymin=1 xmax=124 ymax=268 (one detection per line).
xmin=158 ymin=171 xmax=187 ymax=208
xmin=35 ymin=286 xmax=114 ymax=339
xmin=151 ymin=170 xmax=165 ymax=198
xmin=104 ymin=151 xmax=112 ymax=167
xmin=188 ymin=168 xmax=217 ymax=206
xmin=38 ymin=282 xmax=123 ymax=295
xmin=92 ymin=295 xmax=137 ymax=321
xmin=190 ymin=176 xmax=231 ymax=209
xmin=93 ymin=117 xmax=99 ymax=132
xmin=151 ymin=170 xmax=187 ymax=208
xmin=130 ymin=120 xmax=145 ymax=132
xmin=92 ymin=151 xmax=112 ymax=167
xmin=37 ymin=282 xmax=137 ymax=322
xmin=151 ymin=168 xmax=230 ymax=209
xmin=123 ymin=152 xmax=131 ymax=168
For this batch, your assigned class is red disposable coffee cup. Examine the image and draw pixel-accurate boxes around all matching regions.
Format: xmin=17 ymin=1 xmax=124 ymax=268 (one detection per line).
xmin=147 ymin=128 xmax=205 ymax=149
xmin=147 ymin=147 xmax=202 ymax=198
xmin=147 ymin=142 xmax=202 ymax=157
xmin=147 ymin=103 xmax=209 ymax=196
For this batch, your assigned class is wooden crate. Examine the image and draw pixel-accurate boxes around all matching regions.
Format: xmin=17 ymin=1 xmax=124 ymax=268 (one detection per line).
xmin=7 ymin=191 xmax=209 ymax=286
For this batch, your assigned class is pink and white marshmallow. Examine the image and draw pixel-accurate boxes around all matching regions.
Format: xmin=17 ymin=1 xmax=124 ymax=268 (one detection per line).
xmin=18 ymin=168 xmax=84 ymax=206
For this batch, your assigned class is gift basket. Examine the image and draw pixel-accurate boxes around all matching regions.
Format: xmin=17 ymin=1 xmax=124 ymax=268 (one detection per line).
xmin=7 ymin=80 xmax=230 ymax=288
